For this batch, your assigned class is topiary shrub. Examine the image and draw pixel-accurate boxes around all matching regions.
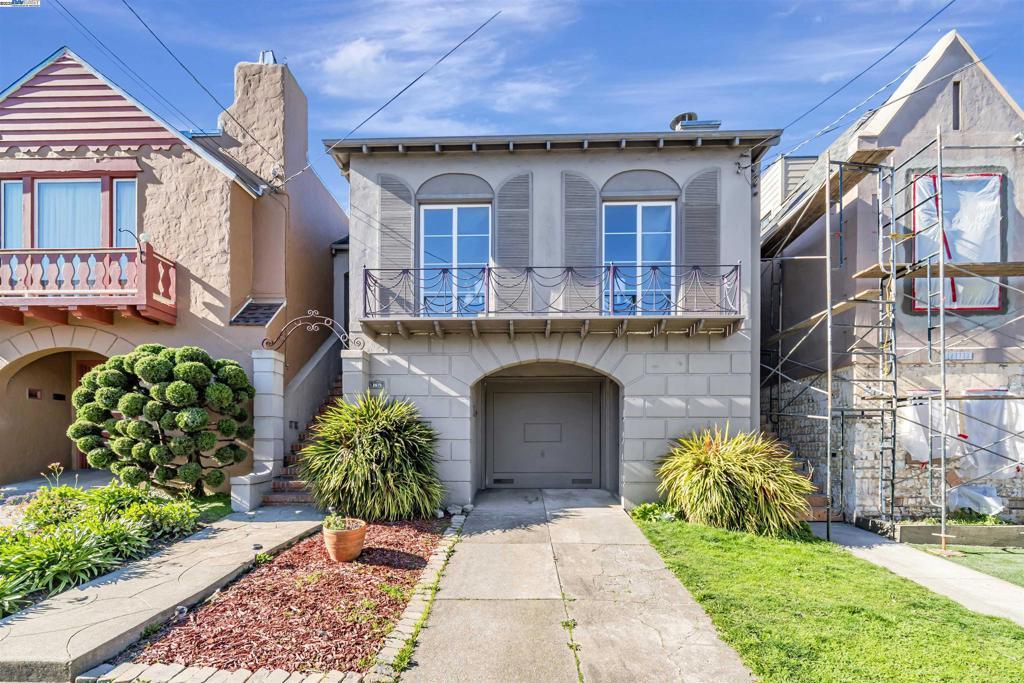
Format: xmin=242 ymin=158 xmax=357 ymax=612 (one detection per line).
xmin=299 ymin=391 xmax=444 ymax=521
xmin=656 ymin=426 xmax=814 ymax=537
xmin=67 ymin=344 xmax=255 ymax=497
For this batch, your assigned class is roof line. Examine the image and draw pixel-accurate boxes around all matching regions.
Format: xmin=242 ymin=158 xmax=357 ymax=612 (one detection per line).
xmin=0 ymin=47 xmax=262 ymax=198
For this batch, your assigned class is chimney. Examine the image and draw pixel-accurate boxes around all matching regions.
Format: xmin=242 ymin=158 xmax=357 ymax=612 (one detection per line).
xmin=219 ymin=52 xmax=308 ymax=185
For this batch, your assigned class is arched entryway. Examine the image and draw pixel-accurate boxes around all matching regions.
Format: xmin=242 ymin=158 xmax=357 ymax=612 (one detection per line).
xmin=474 ymin=362 xmax=621 ymax=494
xmin=0 ymin=349 xmax=106 ymax=484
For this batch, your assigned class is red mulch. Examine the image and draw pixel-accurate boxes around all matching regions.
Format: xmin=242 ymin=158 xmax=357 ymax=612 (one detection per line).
xmin=127 ymin=518 xmax=446 ymax=673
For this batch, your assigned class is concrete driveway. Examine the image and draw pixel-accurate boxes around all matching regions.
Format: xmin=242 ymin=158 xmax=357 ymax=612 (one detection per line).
xmin=403 ymin=489 xmax=752 ymax=683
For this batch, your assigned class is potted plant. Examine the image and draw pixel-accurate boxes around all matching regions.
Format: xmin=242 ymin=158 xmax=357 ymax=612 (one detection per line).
xmin=322 ymin=513 xmax=367 ymax=562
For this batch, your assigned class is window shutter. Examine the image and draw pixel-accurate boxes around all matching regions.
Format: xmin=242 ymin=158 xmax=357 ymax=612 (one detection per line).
xmin=682 ymin=169 xmax=721 ymax=311
xmin=682 ymin=169 xmax=720 ymax=264
xmin=562 ymin=172 xmax=599 ymax=313
xmin=494 ymin=173 xmax=531 ymax=313
xmin=378 ymin=174 xmax=414 ymax=315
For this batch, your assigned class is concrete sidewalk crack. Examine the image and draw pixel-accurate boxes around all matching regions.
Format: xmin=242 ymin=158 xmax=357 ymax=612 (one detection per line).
xmin=545 ymin=491 xmax=585 ymax=683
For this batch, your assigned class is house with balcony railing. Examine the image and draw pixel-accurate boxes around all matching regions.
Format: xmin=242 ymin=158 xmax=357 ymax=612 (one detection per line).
xmin=0 ymin=48 xmax=344 ymax=485
xmin=327 ymin=122 xmax=779 ymax=507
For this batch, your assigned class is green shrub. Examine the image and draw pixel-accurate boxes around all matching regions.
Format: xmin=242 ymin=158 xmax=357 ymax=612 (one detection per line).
xmin=117 ymin=392 xmax=147 ymax=418
xmin=165 ymin=380 xmax=198 ymax=407
xmin=122 ymin=500 xmax=199 ymax=538
xmin=22 ymin=486 xmax=88 ymax=527
xmin=79 ymin=514 xmax=149 ymax=560
xmin=176 ymin=407 xmax=209 ymax=431
xmin=174 ymin=361 xmax=213 ymax=387
xmin=299 ymin=392 xmax=444 ymax=521
xmin=0 ymin=573 xmax=32 ymax=617
xmin=656 ymin=427 xmax=813 ymax=537
xmin=5 ymin=527 xmax=116 ymax=594
xmin=64 ymin=344 xmax=253 ymax=497
xmin=71 ymin=387 xmax=94 ymax=409
xmin=630 ymin=502 xmax=677 ymax=523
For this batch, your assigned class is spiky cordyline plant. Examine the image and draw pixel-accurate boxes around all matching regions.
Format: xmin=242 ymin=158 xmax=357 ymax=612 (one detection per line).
xmin=299 ymin=391 xmax=444 ymax=521
xmin=656 ymin=425 xmax=813 ymax=537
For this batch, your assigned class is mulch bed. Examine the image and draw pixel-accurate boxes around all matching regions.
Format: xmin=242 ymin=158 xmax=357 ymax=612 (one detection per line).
xmin=126 ymin=518 xmax=446 ymax=673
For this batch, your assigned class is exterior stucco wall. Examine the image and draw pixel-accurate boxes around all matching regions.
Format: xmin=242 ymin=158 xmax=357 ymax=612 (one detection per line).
xmin=346 ymin=146 xmax=758 ymax=506
xmin=359 ymin=331 xmax=752 ymax=507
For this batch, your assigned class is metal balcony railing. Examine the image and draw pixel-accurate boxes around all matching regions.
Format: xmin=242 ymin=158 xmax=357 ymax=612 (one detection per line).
xmin=0 ymin=244 xmax=177 ymax=324
xmin=363 ymin=264 xmax=740 ymax=318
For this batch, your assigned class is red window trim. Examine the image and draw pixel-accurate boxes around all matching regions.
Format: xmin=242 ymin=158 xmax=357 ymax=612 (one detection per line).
xmin=0 ymin=172 xmax=138 ymax=249
xmin=910 ymin=172 xmax=1004 ymax=313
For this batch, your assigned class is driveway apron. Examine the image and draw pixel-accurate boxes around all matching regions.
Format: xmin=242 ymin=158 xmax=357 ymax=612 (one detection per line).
xmin=402 ymin=489 xmax=752 ymax=683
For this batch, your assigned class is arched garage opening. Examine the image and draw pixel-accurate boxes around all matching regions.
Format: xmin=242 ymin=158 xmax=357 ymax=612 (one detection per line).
xmin=473 ymin=362 xmax=621 ymax=494
xmin=0 ymin=349 xmax=106 ymax=484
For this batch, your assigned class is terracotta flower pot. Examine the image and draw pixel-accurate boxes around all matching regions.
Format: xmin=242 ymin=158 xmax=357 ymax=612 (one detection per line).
xmin=322 ymin=518 xmax=367 ymax=562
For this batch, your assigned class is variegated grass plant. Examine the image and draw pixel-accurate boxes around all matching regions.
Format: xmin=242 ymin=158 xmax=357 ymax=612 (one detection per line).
xmin=299 ymin=391 xmax=444 ymax=521
xmin=656 ymin=426 xmax=813 ymax=537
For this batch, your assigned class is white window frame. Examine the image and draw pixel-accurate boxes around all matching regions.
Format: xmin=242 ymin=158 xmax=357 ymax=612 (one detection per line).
xmin=418 ymin=203 xmax=492 ymax=316
xmin=33 ymin=178 xmax=103 ymax=248
xmin=0 ymin=179 xmax=22 ymax=249
xmin=601 ymin=200 xmax=676 ymax=314
xmin=113 ymin=178 xmax=139 ymax=247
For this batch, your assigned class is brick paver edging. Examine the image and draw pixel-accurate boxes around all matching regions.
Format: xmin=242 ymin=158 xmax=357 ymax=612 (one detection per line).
xmin=77 ymin=514 xmax=467 ymax=683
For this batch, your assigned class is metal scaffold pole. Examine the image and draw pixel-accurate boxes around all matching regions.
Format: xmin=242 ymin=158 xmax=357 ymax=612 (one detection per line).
xmin=824 ymin=151 xmax=834 ymax=542
xmin=935 ymin=124 xmax=949 ymax=545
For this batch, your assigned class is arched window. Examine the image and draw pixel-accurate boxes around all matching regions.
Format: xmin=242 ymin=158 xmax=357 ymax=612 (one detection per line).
xmin=416 ymin=174 xmax=493 ymax=316
xmin=600 ymin=171 xmax=680 ymax=315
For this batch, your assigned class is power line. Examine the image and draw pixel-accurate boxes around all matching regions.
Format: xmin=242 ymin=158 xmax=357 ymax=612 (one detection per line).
xmin=48 ymin=0 xmax=271 ymax=187
xmin=120 ymin=0 xmax=282 ymax=168
xmin=744 ymin=0 xmax=958 ymax=165
xmin=279 ymin=10 xmax=502 ymax=188
xmin=783 ymin=0 xmax=957 ymax=134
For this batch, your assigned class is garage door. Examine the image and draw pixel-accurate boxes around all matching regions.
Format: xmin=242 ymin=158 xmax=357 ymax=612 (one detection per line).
xmin=485 ymin=379 xmax=600 ymax=489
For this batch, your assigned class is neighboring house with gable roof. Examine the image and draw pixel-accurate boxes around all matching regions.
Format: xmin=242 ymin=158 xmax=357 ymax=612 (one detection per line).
xmin=760 ymin=31 xmax=1024 ymax=521
xmin=0 ymin=47 xmax=345 ymax=485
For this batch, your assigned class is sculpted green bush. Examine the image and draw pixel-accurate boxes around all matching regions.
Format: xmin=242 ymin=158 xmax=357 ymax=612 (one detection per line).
xmin=66 ymin=344 xmax=255 ymax=496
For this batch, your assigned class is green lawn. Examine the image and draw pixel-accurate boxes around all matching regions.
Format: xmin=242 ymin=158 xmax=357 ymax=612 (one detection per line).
xmin=194 ymin=493 xmax=233 ymax=523
xmin=910 ymin=544 xmax=1024 ymax=588
xmin=639 ymin=520 xmax=1024 ymax=683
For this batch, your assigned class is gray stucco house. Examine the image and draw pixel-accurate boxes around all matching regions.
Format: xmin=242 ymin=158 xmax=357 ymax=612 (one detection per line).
xmin=327 ymin=121 xmax=779 ymax=507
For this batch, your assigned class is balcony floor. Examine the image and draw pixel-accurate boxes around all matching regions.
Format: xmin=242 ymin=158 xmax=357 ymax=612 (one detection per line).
xmin=360 ymin=313 xmax=744 ymax=338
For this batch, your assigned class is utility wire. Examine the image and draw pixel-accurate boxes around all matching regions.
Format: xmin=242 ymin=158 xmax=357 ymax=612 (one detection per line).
xmin=120 ymin=0 xmax=282 ymax=167
xmin=279 ymin=10 xmax=502 ymax=188
xmin=48 ymin=0 xmax=272 ymax=187
xmin=743 ymin=0 xmax=958 ymax=166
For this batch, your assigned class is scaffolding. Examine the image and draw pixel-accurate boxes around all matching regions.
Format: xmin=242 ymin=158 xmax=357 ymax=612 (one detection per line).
xmin=762 ymin=125 xmax=1024 ymax=542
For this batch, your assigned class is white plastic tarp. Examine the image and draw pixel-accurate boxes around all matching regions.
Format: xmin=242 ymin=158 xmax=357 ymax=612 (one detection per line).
xmin=913 ymin=174 xmax=1002 ymax=310
xmin=947 ymin=484 xmax=1003 ymax=515
xmin=898 ymin=398 xmax=1024 ymax=479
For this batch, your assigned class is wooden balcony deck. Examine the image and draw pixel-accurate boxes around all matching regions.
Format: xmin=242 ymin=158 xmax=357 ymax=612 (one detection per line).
xmin=0 ymin=244 xmax=176 ymax=325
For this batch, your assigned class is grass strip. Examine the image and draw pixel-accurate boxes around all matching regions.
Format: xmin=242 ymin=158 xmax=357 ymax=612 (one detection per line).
xmin=639 ymin=520 xmax=1024 ymax=683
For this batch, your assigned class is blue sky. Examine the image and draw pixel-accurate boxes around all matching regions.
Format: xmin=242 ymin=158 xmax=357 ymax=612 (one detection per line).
xmin=1 ymin=0 xmax=1022 ymax=207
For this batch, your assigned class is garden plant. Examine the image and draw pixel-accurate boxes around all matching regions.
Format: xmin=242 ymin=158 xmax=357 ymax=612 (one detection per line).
xmin=66 ymin=344 xmax=255 ymax=497
xmin=299 ymin=391 xmax=444 ymax=520
xmin=0 ymin=479 xmax=201 ymax=617
xmin=657 ymin=426 xmax=813 ymax=537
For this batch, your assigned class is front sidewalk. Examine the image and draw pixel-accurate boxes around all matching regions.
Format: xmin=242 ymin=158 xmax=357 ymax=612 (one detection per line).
xmin=403 ymin=489 xmax=752 ymax=683
xmin=811 ymin=522 xmax=1024 ymax=627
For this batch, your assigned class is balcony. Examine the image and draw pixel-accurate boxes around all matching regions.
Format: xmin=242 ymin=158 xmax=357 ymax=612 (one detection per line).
xmin=362 ymin=264 xmax=742 ymax=337
xmin=0 ymin=244 xmax=177 ymax=325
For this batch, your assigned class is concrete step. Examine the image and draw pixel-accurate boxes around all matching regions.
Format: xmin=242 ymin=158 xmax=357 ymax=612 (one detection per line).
xmin=263 ymin=491 xmax=312 ymax=506
xmin=272 ymin=478 xmax=308 ymax=492
xmin=800 ymin=507 xmax=844 ymax=522
xmin=281 ymin=464 xmax=300 ymax=477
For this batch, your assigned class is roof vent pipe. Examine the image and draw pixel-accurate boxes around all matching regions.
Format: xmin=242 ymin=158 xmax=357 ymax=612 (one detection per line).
xmin=670 ymin=112 xmax=699 ymax=130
